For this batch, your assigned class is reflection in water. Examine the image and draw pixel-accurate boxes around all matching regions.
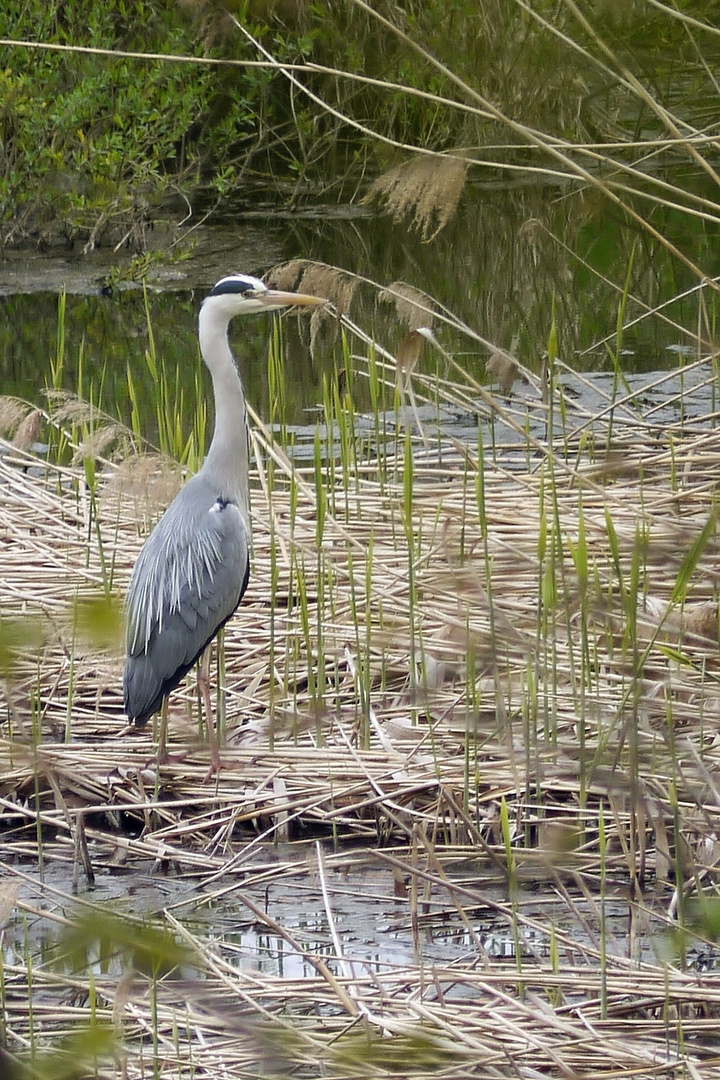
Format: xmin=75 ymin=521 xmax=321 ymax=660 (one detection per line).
xmin=0 ymin=180 xmax=716 ymax=444
xmin=5 ymin=851 xmax=703 ymax=990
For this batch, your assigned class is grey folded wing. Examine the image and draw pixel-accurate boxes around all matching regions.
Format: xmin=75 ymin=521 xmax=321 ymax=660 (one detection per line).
xmin=123 ymin=496 xmax=250 ymax=725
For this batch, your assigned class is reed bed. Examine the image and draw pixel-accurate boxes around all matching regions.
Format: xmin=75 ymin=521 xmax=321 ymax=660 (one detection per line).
xmin=2 ymin=327 xmax=720 ymax=1077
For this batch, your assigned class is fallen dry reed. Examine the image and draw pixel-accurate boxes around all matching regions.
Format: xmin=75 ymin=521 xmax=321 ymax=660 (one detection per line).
xmin=2 ymin=328 xmax=720 ymax=1078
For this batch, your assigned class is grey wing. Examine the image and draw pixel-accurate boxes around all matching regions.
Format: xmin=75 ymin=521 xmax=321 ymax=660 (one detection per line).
xmin=123 ymin=493 xmax=250 ymax=725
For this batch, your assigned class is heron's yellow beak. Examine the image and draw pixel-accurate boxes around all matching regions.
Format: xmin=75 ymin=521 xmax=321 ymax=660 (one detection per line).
xmin=257 ymin=289 xmax=327 ymax=309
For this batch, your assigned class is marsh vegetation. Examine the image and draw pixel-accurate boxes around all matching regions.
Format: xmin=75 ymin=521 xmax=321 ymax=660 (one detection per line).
xmin=2 ymin=257 xmax=720 ymax=1077
xmin=3 ymin=2 xmax=720 ymax=1077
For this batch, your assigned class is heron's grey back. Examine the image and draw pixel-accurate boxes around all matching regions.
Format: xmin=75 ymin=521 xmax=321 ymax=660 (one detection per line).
xmin=123 ymin=474 xmax=250 ymax=725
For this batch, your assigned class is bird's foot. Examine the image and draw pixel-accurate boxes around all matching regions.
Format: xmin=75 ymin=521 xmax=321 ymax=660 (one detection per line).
xmin=153 ymin=745 xmax=193 ymax=772
xmin=203 ymin=751 xmax=235 ymax=781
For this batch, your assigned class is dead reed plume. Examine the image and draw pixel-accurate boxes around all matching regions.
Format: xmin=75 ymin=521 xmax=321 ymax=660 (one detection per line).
xmin=2 ymin=323 xmax=720 ymax=1077
xmin=362 ymin=155 xmax=468 ymax=241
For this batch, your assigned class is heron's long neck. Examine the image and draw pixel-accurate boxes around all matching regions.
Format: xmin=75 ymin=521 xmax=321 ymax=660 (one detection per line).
xmin=198 ymin=312 xmax=250 ymax=516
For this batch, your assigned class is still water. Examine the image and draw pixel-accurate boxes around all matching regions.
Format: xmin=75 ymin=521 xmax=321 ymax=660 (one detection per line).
xmin=3 ymin=843 xmax=696 ymax=987
xmin=0 ymin=181 xmax=716 ymax=443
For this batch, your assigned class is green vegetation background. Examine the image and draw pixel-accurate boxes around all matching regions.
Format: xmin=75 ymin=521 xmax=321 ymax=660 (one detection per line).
xmin=3 ymin=1 xmax=720 ymax=247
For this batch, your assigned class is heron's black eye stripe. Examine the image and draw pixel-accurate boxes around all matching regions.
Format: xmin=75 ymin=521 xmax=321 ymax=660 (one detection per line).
xmin=208 ymin=279 xmax=260 ymax=297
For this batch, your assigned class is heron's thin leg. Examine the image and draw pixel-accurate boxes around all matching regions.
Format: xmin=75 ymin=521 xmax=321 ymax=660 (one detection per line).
xmin=157 ymin=698 xmax=169 ymax=764
xmin=197 ymin=648 xmax=221 ymax=773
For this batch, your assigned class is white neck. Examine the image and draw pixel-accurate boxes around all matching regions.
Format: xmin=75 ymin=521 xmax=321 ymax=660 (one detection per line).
xmin=197 ymin=305 xmax=250 ymax=517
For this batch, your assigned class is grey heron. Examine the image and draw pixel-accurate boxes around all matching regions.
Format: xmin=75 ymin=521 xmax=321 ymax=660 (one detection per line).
xmin=123 ymin=273 xmax=325 ymax=770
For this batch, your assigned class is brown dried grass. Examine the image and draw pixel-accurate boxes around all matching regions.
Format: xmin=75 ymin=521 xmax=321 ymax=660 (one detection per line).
xmin=3 ymin=354 xmax=720 ymax=1077
xmin=378 ymin=280 xmax=436 ymax=329
xmin=266 ymin=259 xmax=359 ymax=317
xmin=266 ymin=259 xmax=361 ymax=351
xmin=363 ymin=155 xmax=468 ymax=240
xmin=0 ymin=396 xmax=33 ymax=438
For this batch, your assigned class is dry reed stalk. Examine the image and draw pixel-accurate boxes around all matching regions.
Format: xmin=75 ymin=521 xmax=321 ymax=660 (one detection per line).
xmin=3 ymin=358 xmax=720 ymax=1076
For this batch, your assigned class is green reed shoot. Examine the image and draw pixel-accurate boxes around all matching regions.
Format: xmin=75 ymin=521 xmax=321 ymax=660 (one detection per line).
xmin=321 ymin=373 xmax=336 ymax=520
xmin=605 ymin=245 xmax=636 ymax=449
xmin=141 ymin=283 xmax=206 ymax=469
xmin=670 ymin=505 xmax=718 ymax=608
xmin=25 ymin=920 xmax=35 ymax=1065
xmin=604 ymin=504 xmax=623 ymax=590
xmin=546 ymin=307 xmax=557 ymax=448
xmin=402 ymin=426 xmax=418 ymax=708
xmin=522 ymin=660 xmax=537 ymax=844
xmin=476 ymin=426 xmax=496 ymax=647
xmin=345 ymin=545 xmax=363 ymax=732
xmin=268 ymin=314 xmax=286 ymax=442
xmin=669 ymin=432 xmax=677 ymax=493
xmin=463 ymin=723 xmax=472 ymax=820
xmin=500 ymin=796 xmax=523 ymax=993
xmin=599 ymin=802 xmax=608 ymax=1018
xmin=83 ymin=453 xmax=113 ymax=596
xmin=150 ymin=973 xmax=160 ymax=1078
xmin=32 ymin=706 xmax=44 ymax=880
xmin=625 ymin=523 xmax=644 ymax=659
xmin=334 ymin=378 xmax=353 ymax=520
xmin=66 ymin=618 xmax=77 ymax=745
xmin=392 ymin=380 xmax=403 ymax=489
xmin=367 ymin=344 xmax=386 ymax=492
xmin=340 ymin=334 xmax=361 ymax=498
xmin=268 ymin=458 xmax=278 ymax=748
xmin=126 ymin=362 xmax=143 ymax=444
xmin=538 ymin=495 xmax=557 ymax=744
xmin=569 ymin=492 xmax=590 ymax=811
xmin=314 ymin=421 xmax=327 ymax=718
xmin=293 ymin=552 xmax=316 ymax=714
xmin=340 ymin=327 xmax=353 ymax=394
xmin=464 ymin=627 xmax=480 ymax=819
xmin=364 ymin=530 xmax=376 ymax=725
xmin=50 ymin=291 xmax=65 ymax=390
xmin=547 ymin=302 xmax=570 ymax=453
xmin=45 ymin=291 xmax=71 ymax=462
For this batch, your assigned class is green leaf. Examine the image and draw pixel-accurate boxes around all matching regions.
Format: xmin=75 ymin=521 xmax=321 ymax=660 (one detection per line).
xmin=0 ymin=617 xmax=45 ymax=677
xmin=73 ymin=594 xmax=124 ymax=653
xmin=670 ymin=507 xmax=718 ymax=606
xmin=55 ymin=909 xmax=192 ymax=978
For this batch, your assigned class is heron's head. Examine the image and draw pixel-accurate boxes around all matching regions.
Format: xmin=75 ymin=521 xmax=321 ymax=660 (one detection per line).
xmin=203 ymin=274 xmax=326 ymax=318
